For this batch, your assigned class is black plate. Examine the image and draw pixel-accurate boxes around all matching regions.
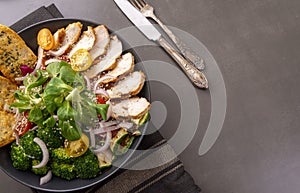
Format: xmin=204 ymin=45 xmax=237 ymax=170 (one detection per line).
xmin=0 ymin=18 xmax=150 ymax=192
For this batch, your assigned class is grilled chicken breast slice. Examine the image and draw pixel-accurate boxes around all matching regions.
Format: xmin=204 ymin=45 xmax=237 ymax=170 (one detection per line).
xmin=52 ymin=28 xmax=66 ymax=50
xmin=101 ymin=52 xmax=135 ymax=84
xmin=83 ymin=35 xmax=122 ymax=78
xmin=111 ymin=97 xmax=150 ymax=119
xmin=107 ymin=71 xmax=145 ymax=98
xmin=48 ymin=22 xmax=83 ymax=56
xmin=89 ymin=25 xmax=110 ymax=62
xmin=68 ymin=26 xmax=96 ymax=57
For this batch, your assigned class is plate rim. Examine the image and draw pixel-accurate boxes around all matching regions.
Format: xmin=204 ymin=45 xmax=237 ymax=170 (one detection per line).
xmin=0 ymin=18 xmax=151 ymax=192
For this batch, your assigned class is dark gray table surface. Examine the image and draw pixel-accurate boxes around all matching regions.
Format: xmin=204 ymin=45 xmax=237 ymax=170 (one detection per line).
xmin=0 ymin=0 xmax=300 ymax=193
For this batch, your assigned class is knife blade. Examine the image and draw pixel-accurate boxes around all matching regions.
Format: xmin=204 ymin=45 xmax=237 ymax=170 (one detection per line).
xmin=113 ymin=0 xmax=208 ymax=89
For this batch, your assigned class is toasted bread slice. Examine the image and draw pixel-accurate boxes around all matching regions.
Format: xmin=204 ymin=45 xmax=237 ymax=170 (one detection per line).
xmin=107 ymin=71 xmax=145 ymax=98
xmin=0 ymin=24 xmax=37 ymax=83
xmin=111 ymin=97 xmax=150 ymax=119
xmin=0 ymin=111 xmax=16 ymax=147
xmin=0 ymin=76 xmax=17 ymax=111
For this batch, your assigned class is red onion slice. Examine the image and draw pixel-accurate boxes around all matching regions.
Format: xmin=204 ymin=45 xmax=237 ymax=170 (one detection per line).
xmin=3 ymin=104 xmax=16 ymax=113
xmin=40 ymin=170 xmax=52 ymax=185
xmin=15 ymin=75 xmax=28 ymax=82
xmin=93 ymin=125 xmax=121 ymax=135
xmin=99 ymin=120 xmax=120 ymax=128
xmin=93 ymin=131 xmax=112 ymax=153
xmin=53 ymin=115 xmax=58 ymax=121
xmin=94 ymin=89 xmax=109 ymax=98
xmin=44 ymin=58 xmax=63 ymax=66
xmin=84 ymin=76 xmax=91 ymax=90
xmin=20 ymin=65 xmax=34 ymax=76
xmin=13 ymin=130 xmax=20 ymax=146
xmin=32 ymin=137 xmax=49 ymax=169
xmin=106 ymin=100 xmax=112 ymax=120
xmin=90 ymin=131 xmax=96 ymax=148
xmin=31 ymin=46 xmax=44 ymax=75
xmin=29 ymin=125 xmax=39 ymax=131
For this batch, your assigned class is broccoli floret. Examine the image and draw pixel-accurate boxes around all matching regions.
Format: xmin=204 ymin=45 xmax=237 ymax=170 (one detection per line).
xmin=51 ymin=162 xmax=76 ymax=180
xmin=31 ymin=160 xmax=49 ymax=175
xmin=74 ymin=150 xmax=100 ymax=179
xmin=50 ymin=148 xmax=74 ymax=164
xmin=10 ymin=142 xmax=31 ymax=171
xmin=37 ymin=127 xmax=64 ymax=149
xmin=19 ymin=130 xmax=42 ymax=160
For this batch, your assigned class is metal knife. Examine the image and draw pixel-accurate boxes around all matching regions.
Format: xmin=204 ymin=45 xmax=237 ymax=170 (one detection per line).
xmin=113 ymin=0 xmax=208 ymax=89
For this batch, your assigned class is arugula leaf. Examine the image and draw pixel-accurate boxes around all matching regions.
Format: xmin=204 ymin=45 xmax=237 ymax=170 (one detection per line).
xmin=12 ymin=59 xmax=110 ymax=142
xmin=94 ymin=103 xmax=109 ymax=121
xmin=54 ymin=95 xmax=64 ymax=105
xmin=57 ymin=101 xmax=77 ymax=121
xmin=23 ymin=74 xmax=37 ymax=87
xmin=26 ymin=70 xmax=49 ymax=91
xmin=44 ymin=77 xmax=73 ymax=96
xmin=43 ymin=94 xmax=59 ymax=113
xmin=46 ymin=61 xmax=69 ymax=77
xmin=59 ymin=64 xmax=76 ymax=84
xmin=65 ymin=87 xmax=81 ymax=102
xmin=28 ymin=106 xmax=45 ymax=125
xmin=10 ymin=100 xmax=32 ymax=112
xmin=74 ymin=99 xmax=98 ymax=127
xmin=13 ymin=90 xmax=30 ymax=102
xmin=43 ymin=116 xmax=56 ymax=128
xmin=59 ymin=120 xmax=82 ymax=141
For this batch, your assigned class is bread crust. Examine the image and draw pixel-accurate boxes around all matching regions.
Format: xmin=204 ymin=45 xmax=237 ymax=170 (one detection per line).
xmin=0 ymin=24 xmax=37 ymax=84
xmin=0 ymin=111 xmax=16 ymax=147
xmin=0 ymin=75 xmax=17 ymax=111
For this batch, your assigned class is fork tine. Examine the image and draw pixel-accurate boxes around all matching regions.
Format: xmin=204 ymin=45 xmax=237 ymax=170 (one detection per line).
xmin=135 ymin=0 xmax=146 ymax=10
xmin=128 ymin=0 xmax=142 ymax=10
xmin=137 ymin=0 xmax=147 ymax=7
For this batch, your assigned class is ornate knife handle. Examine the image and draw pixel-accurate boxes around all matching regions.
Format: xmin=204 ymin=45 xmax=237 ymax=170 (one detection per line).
xmin=153 ymin=16 xmax=205 ymax=71
xmin=157 ymin=37 xmax=208 ymax=89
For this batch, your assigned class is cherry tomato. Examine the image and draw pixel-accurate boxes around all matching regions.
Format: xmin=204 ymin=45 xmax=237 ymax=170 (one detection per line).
xmin=15 ymin=113 xmax=33 ymax=136
xmin=37 ymin=28 xmax=54 ymax=50
xmin=96 ymin=95 xmax=107 ymax=104
xmin=64 ymin=134 xmax=89 ymax=157
xmin=70 ymin=49 xmax=92 ymax=71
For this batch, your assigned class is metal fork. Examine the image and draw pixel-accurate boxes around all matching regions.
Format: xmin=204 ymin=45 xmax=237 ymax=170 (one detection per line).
xmin=128 ymin=0 xmax=205 ymax=71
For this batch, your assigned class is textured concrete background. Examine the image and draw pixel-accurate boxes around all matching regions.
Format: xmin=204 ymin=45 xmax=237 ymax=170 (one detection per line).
xmin=1 ymin=0 xmax=300 ymax=193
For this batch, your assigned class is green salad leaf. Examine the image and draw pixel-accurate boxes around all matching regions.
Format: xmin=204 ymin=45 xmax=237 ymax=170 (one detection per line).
xmin=10 ymin=61 xmax=109 ymax=141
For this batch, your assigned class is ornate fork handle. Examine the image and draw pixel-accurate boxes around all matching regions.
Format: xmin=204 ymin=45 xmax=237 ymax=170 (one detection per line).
xmin=157 ymin=37 xmax=208 ymax=89
xmin=150 ymin=12 xmax=205 ymax=71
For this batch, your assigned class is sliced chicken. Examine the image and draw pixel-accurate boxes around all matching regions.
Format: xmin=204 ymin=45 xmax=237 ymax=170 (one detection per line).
xmin=83 ymin=35 xmax=122 ymax=78
xmin=48 ymin=22 xmax=83 ymax=56
xmin=89 ymin=25 xmax=110 ymax=62
xmin=52 ymin=28 xmax=66 ymax=50
xmin=68 ymin=26 xmax=96 ymax=57
xmin=101 ymin=52 xmax=135 ymax=84
xmin=111 ymin=97 xmax=150 ymax=119
xmin=107 ymin=71 xmax=145 ymax=98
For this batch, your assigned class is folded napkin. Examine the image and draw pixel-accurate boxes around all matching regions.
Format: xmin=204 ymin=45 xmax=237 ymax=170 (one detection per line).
xmin=11 ymin=4 xmax=201 ymax=193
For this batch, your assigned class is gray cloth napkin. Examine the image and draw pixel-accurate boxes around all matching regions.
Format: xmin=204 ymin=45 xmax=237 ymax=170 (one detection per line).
xmin=10 ymin=4 xmax=201 ymax=193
